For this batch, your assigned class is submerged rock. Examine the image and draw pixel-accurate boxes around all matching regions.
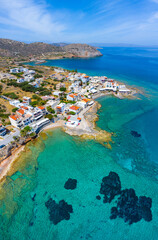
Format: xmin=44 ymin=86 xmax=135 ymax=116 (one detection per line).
xmin=100 ymin=172 xmax=121 ymax=203
xmin=131 ymin=130 xmax=141 ymax=138
xmin=31 ymin=193 xmax=36 ymax=201
xmin=64 ymin=178 xmax=77 ymax=190
xmin=110 ymin=188 xmax=152 ymax=224
xmin=96 ymin=195 xmax=101 ymax=200
xmin=45 ymin=198 xmax=73 ymax=225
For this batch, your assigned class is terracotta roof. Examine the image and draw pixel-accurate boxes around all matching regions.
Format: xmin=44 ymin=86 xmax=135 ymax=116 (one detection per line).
xmin=17 ymin=109 xmax=25 ymax=115
xmin=83 ymin=98 xmax=91 ymax=103
xmin=21 ymin=106 xmax=28 ymax=110
xmin=38 ymin=106 xmax=45 ymax=110
xmin=69 ymin=94 xmax=75 ymax=98
xmin=70 ymin=106 xmax=80 ymax=111
xmin=9 ymin=115 xmax=19 ymax=121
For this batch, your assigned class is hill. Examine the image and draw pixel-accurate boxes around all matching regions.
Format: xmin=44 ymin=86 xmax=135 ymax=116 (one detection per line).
xmin=0 ymin=39 xmax=102 ymax=58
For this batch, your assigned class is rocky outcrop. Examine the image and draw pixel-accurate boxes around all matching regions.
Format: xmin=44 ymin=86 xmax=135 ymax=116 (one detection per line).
xmin=99 ymin=172 xmax=152 ymax=225
xmin=131 ymin=130 xmax=141 ymax=137
xmin=63 ymin=44 xmax=103 ymax=58
xmin=64 ymin=178 xmax=77 ymax=190
xmin=110 ymin=188 xmax=152 ymax=224
xmin=100 ymin=172 xmax=121 ymax=203
xmin=45 ymin=198 xmax=73 ymax=225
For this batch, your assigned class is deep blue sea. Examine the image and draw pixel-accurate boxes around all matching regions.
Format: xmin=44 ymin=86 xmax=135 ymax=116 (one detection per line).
xmin=0 ymin=47 xmax=158 ymax=240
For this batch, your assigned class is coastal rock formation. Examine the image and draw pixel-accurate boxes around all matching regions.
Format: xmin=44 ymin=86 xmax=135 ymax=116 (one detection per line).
xmin=45 ymin=198 xmax=73 ymax=225
xmin=63 ymin=44 xmax=103 ymax=58
xmin=131 ymin=130 xmax=141 ymax=137
xmin=110 ymin=188 xmax=152 ymax=224
xmin=100 ymin=172 xmax=121 ymax=203
xmin=64 ymin=178 xmax=77 ymax=190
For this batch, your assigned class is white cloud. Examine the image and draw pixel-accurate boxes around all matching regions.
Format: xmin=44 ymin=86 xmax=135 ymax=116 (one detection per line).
xmin=0 ymin=0 xmax=66 ymax=37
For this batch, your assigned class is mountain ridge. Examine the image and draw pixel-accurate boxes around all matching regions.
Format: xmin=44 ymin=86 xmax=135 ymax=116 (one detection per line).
xmin=0 ymin=38 xmax=102 ymax=58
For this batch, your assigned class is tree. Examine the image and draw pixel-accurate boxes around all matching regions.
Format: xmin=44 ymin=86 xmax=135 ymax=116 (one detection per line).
xmin=32 ymin=94 xmax=41 ymax=101
xmin=45 ymin=114 xmax=53 ymax=120
xmin=0 ymin=84 xmax=3 ymax=93
xmin=20 ymin=126 xmax=32 ymax=137
xmin=60 ymin=87 xmax=66 ymax=92
xmin=12 ymin=107 xmax=18 ymax=113
xmin=67 ymin=111 xmax=76 ymax=115
xmin=34 ymin=74 xmax=43 ymax=79
xmin=47 ymin=106 xmax=55 ymax=114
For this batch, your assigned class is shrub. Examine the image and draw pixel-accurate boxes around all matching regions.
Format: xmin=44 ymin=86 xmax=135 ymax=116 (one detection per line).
xmin=47 ymin=106 xmax=55 ymax=114
xmin=12 ymin=107 xmax=18 ymax=113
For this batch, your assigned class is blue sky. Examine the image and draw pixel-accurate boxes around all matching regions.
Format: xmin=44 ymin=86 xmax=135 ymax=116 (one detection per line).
xmin=0 ymin=0 xmax=158 ymax=45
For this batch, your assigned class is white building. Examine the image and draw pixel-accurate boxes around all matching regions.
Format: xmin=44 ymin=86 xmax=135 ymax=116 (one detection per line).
xmin=23 ymin=97 xmax=31 ymax=105
xmin=67 ymin=93 xmax=78 ymax=101
xmin=9 ymin=115 xmax=23 ymax=128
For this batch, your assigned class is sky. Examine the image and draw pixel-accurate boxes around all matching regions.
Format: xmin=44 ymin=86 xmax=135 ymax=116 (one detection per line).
xmin=0 ymin=0 xmax=158 ymax=45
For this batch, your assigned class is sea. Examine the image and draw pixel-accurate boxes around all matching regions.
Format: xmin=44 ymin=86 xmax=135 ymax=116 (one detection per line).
xmin=0 ymin=47 xmax=158 ymax=240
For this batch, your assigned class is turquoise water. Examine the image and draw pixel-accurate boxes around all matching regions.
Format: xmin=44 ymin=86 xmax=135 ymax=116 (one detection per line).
xmin=0 ymin=129 xmax=158 ymax=240
xmin=1 ymin=47 xmax=158 ymax=239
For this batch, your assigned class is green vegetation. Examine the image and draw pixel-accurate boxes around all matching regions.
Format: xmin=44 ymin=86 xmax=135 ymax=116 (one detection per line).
xmin=60 ymin=87 xmax=66 ymax=92
xmin=4 ymin=92 xmax=19 ymax=99
xmin=12 ymin=107 xmax=18 ymax=113
xmin=67 ymin=111 xmax=76 ymax=115
xmin=34 ymin=73 xmax=43 ymax=79
xmin=45 ymin=114 xmax=53 ymax=120
xmin=7 ymin=80 xmax=51 ymax=95
xmin=32 ymin=94 xmax=41 ymax=101
xmin=20 ymin=126 xmax=32 ymax=137
xmin=47 ymin=106 xmax=55 ymax=114
xmin=11 ymin=72 xmax=23 ymax=78
xmin=0 ymin=84 xmax=3 ymax=93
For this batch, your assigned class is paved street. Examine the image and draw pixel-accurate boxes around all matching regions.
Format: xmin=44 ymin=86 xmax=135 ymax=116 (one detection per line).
xmin=0 ymin=128 xmax=20 ymax=146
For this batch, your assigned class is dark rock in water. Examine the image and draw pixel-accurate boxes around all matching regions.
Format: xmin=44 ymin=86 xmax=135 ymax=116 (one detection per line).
xmin=138 ymin=196 xmax=152 ymax=222
xmin=100 ymin=172 xmax=121 ymax=203
xmin=64 ymin=178 xmax=77 ymax=190
xmin=29 ymin=222 xmax=34 ymax=227
xmin=110 ymin=207 xmax=118 ymax=219
xmin=131 ymin=130 xmax=141 ymax=138
xmin=96 ymin=195 xmax=101 ymax=200
xmin=45 ymin=198 xmax=73 ymax=225
xmin=110 ymin=188 xmax=152 ymax=224
xmin=31 ymin=193 xmax=36 ymax=201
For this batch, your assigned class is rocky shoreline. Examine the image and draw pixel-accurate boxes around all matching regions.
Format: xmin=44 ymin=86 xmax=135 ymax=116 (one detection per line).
xmin=0 ymin=87 xmax=138 ymax=182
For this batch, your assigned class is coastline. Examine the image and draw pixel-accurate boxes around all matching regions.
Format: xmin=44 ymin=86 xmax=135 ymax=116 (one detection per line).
xmin=0 ymin=82 xmax=138 ymax=183
xmin=0 ymin=145 xmax=25 ymax=182
xmin=0 ymin=99 xmax=109 ymax=182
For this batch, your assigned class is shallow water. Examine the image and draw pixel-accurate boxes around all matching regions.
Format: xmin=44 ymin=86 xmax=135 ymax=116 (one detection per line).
xmin=0 ymin=129 xmax=158 ymax=240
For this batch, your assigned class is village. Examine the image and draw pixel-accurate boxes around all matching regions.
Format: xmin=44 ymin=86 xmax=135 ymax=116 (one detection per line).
xmin=0 ymin=64 xmax=134 ymax=149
